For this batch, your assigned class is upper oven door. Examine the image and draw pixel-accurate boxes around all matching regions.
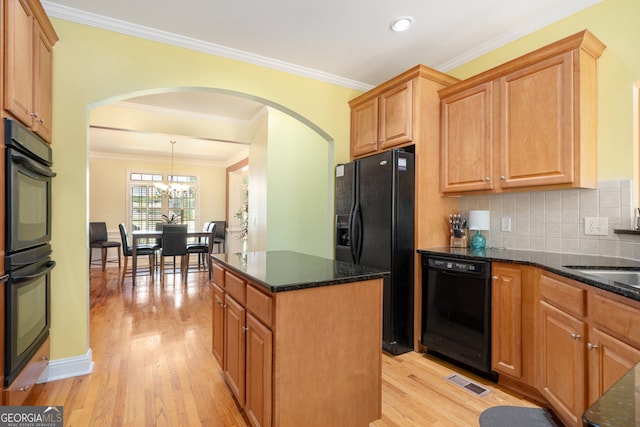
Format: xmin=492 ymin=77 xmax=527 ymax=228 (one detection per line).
xmin=5 ymin=119 xmax=55 ymax=254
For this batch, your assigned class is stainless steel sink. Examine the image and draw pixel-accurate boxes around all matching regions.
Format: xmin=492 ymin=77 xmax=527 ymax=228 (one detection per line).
xmin=570 ymin=268 xmax=640 ymax=288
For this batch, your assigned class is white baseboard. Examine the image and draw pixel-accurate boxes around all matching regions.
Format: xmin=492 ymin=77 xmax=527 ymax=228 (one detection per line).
xmin=37 ymin=348 xmax=94 ymax=383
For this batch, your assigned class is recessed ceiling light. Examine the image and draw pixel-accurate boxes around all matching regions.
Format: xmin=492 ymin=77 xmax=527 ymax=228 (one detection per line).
xmin=390 ymin=16 xmax=414 ymax=32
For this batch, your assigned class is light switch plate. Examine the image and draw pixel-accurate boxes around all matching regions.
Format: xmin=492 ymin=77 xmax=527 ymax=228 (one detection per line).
xmin=501 ymin=217 xmax=511 ymax=232
xmin=585 ymin=217 xmax=608 ymax=236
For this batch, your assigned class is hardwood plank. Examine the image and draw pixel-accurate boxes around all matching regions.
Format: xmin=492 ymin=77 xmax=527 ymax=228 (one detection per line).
xmin=24 ymin=267 xmax=540 ymax=426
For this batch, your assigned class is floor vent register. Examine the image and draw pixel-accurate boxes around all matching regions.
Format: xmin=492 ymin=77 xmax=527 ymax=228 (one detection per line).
xmin=445 ymin=373 xmax=491 ymax=397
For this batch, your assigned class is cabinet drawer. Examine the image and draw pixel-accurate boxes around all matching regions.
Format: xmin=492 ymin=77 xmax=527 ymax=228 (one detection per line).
xmin=4 ymin=337 xmax=50 ymax=406
xmin=591 ymin=294 xmax=640 ymax=347
xmin=212 ymin=263 xmax=225 ymax=287
xmin=540 ymin=273 xmax=586 ymax=318
xmin=246 ymin=284 xmax=273 ymax=328
xmin=225 ymin=271 xmax=246 ymax=304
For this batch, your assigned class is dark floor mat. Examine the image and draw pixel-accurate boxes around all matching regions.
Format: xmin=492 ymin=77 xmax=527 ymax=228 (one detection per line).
xmin=479 ymin=406 xmax=560 ymax=427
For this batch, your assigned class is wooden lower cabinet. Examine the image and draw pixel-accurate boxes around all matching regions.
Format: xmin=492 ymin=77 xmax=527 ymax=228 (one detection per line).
xmin=245 ymin=313 xmax=272 ymax=427
xmin=491 ymin=264 xmax=523 ymax=378
xmin=212 ymin=282 xmax=225 ymax=367
xmin=587 ymin=327 xmax=640 ymax=405
xmin=224 ymin=294 xmax=246 ymax=405
xmin=539 ymin=300 xmax=586 ymax=426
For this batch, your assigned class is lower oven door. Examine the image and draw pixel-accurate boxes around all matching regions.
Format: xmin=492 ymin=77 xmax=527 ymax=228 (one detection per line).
xmin=5 ymin=257 xmax=55 ymax=386
xmin=421 ymin=255 xmax=494 ymax=377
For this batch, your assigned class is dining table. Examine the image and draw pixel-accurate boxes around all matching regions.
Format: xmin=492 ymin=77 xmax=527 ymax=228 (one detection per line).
xmin=130 ymin=229 xmax=215 ymax=283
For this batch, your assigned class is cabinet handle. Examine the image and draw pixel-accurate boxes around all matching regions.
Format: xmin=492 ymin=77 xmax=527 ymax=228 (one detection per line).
xmin=500 ymin=176 xmax=505 ymax=180
xmin=492 ymin=276 xmax=498 ymax=281
xmin=242 ymin=326 xmax=249 ymax=333
xmin=20 ymin=385 xmax=29 ymax=392
xmin=42 ymin=356 xmax=49 ymax=361
xmin=38 ymin=118 xmax=45 ymax=124
xmin=485 ymin=177 xmax=491 ymax=181
xmin=570 ymin=333 xmax=581 ymax=340
xmin=31 ymin=112 xmax=39 ymax=118
xmin=587 ymin=343 xmax=599 ymax=351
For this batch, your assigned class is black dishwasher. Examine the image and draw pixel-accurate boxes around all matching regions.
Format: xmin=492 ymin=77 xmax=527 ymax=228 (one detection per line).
xmin=421 ymin=254 xmax=496 ymax=380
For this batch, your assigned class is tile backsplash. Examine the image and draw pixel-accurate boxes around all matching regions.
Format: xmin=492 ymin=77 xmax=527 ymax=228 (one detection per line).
xmin=457 ymin=180 xmax=640 ymax=260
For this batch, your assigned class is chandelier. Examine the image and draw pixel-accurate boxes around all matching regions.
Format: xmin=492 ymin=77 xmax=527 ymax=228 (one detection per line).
xmin=154 ymin=140 xmax=189 ymax=198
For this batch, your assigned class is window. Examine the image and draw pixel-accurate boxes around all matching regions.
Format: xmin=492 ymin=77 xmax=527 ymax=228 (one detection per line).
xmin=129 ymin=173 xmax=198 ymax=231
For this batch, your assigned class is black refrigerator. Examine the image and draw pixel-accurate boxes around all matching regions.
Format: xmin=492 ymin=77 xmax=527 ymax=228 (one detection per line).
xmin=335 ymin=149 xmax=415 ymax=355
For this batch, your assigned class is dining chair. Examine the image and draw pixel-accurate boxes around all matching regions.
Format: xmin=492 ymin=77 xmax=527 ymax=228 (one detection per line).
xmin=118 ymin=223 xmax=158 ymax=284
xmin=187 ymin=221 xmax=216 ymax=273
xmin=211 ymin=220 xmax=226 ymax=253
xmin=89 ymin=222 xmax=121 ymax=270
xmin=159 ymin=224 xmax=189 ymax=282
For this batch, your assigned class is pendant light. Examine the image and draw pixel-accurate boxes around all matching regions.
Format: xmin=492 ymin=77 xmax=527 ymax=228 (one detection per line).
xmin=154 ymin=140 xmax=189 ymax=198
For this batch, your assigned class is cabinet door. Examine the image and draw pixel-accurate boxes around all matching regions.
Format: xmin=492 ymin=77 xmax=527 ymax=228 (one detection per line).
xmin=440 ymin=82 xmax=494 ymax=193
xmin=379 ymin=80 xmax=413 ymax=150
xmin=498 ymin=53 xmax=574 ymax=188
xmin=540 ymin=300 xmax=586 ymax=427
xmin=212 ymin=282 xmax=226 ymax=368
xmin=4 ymin=0 xmax=35 ymax=127
xmin=224 ymin=295 xmax=246 ymax=405
xmin=587 ymin=328 xmax=640 ymax=405
xmin=245 ymin=313 xmax=273 ymax=427
xmin=351 ymin=98 xmax=378 ymax=158
xmin=492 ymin=265 xmax=522 ymax=378
xmin=32 ymin=23 xmax=53 ymax=142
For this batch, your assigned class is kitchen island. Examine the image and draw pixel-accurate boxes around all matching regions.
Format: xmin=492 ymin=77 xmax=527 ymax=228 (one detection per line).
xmin=210 ymin=250 xmax=388 ymax=427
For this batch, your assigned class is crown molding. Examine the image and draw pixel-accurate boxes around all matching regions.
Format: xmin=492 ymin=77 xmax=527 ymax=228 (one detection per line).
xmin=435 ymin=0 xmax=603 ymax=71
xmin=41 ymin=1 xmax=374 ymax=92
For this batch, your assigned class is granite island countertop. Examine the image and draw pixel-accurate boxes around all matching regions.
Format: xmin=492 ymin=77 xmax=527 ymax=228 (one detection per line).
xmin=583 ymin=361 xmax=640 ymax=427
xmin=211 ymin=250 xmax=389 ymax=293
xmin=418 ymin=247 xmax=640 ymax=301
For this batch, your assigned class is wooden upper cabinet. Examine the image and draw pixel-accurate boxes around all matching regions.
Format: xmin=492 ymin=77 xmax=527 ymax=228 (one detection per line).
xmin=440 ymin=82 xmax=493 ymax=193
xmin=378 ymin=80 xmax=413 ymax=150
xmin=439 ymin=30 xmax=605 ymax=195
xmin=3 ymin=0 xmax=58 ymax=142
xmin=32 ymin=23 xmax=53 ymax=142
xmin=351 ymin=97 xmax=379 ymax=158
xmin=350 ymin=80 xmax=413 ymax=158
xmin=4 ymin=0 xmax=34 ymax=126
xmin=498 ymin=53 xmax=574 ymax=188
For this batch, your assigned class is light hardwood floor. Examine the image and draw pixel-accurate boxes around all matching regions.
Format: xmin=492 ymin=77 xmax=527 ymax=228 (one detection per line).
xmin=24 ymin=266 xmax=539 ymax=426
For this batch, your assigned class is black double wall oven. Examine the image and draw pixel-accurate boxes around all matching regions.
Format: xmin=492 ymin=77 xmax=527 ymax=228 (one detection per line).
xmin=4 ymin=118 xmax=56 ymax=386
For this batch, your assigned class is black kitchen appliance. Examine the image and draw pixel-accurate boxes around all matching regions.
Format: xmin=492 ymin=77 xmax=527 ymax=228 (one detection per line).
xmin=335 ymin=149 xmax=414 ymax=355
xmin=3 ymin=117 xmax=56 ymax=386
xmin=5 ymin=118 xmax=56 ymax=254
xmin=421 ymin=254 xmax=496 ymax=380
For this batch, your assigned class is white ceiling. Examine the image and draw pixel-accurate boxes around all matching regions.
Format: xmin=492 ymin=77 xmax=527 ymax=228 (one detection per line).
xmin=43 ymin=0 xmax=602 ymax=164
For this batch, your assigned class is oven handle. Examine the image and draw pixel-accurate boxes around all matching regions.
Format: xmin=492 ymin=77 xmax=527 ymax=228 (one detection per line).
xmin=11 ymin=152 xmax=57 ymax=178
xmin=11 ymin=261 xmax=56 ymax=283
xmin=0 ymin=274 xmax=8 ymax=283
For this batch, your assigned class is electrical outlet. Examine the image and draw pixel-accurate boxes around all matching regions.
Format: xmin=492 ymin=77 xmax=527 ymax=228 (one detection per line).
xmin=501 ymin=217 xmax=511 ymax=232
xmin=585 ymin=217 xmax=608 ymax=236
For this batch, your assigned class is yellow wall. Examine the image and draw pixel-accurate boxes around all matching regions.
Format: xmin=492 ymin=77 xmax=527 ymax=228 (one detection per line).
xmin=49 ymin=18 xmax=359 ymax=361
xmin=449 ymin=0 xmax=640 ymax=181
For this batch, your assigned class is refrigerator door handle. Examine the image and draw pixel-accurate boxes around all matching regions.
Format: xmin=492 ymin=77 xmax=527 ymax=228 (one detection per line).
xmin=351 ymin=203 xmax=363 ymax=264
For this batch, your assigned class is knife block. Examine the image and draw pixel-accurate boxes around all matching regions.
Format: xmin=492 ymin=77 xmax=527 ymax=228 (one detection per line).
xmin=450 ymin=236 xmax=468 ymax=248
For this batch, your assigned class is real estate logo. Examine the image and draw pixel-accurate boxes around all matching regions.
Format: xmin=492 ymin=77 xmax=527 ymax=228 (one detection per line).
xmin=0 ymin=406 xmax=63 ymax=427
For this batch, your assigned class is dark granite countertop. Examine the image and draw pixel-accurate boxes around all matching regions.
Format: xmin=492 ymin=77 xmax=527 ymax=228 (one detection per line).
xmin=583 ymin=362 xmax=640 ymax=426
xmin=211 ymin=250 xmax=389 ymax=293
xmin=417 ymin=247 xmax=640 ymax=301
